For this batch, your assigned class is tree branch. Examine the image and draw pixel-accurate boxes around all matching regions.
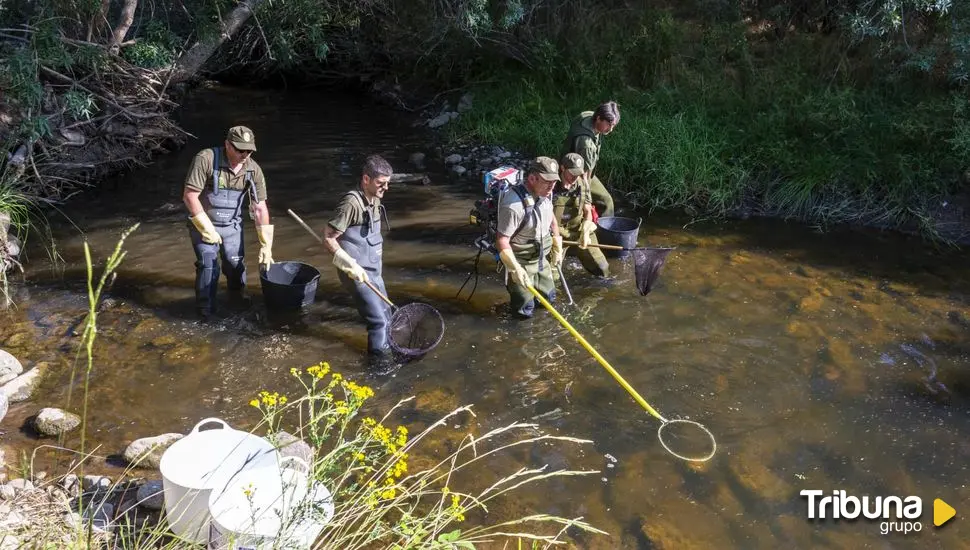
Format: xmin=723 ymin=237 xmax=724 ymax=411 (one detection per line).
xmin=108 ymin=0 xmax=139 ymax=55
xmin=170 ymin=0 xmax=267 ymax=83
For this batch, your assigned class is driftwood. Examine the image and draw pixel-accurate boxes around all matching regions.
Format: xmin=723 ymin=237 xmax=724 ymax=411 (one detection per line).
xmin=390 ymin=173 xmax=431 ymax=185
xmin=171 ymin=0 xmax=267 ymax=83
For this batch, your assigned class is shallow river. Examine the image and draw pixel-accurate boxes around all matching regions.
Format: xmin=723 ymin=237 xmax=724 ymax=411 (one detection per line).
xmin=2 ymin=85 xmax=969 ymax=548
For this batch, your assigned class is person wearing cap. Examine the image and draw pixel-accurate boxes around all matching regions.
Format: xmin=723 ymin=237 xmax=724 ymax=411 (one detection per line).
xmin=182 ymin=125 xmax=274 ymax=319
xmin=553 ymin=153 xmax=609 ymax=277
xmin=322 ymin=154 xmax=394 ymax=366
xmin=495 ymin=156 xmax=563 ymax=318
xmin=560 ymin=101 xmax=620 ymax=218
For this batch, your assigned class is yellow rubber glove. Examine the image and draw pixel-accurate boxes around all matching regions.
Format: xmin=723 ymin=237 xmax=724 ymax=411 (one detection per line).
xmin=190 ymin=212 xmax=222 ymax=244
xmin=578 ymin=220 xmax=598 ymax=249
xmin=256 ymin=224 xmax=274 ymax=270
xmin=550 ymin=235 xmax=564 ymax=268
xmin=499 ymin=248 xmax=531 ymax=288
xmin=333 ymin=248 xmax=368 ymax=283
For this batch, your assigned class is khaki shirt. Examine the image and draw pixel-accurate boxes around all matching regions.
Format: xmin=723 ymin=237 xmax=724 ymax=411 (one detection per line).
xmin=553 ymin=176 xmax=591 ymax=237
xmin=328 ymin=190 xmax=381 ymax=233
xmin=497 ymin=187 xmax=554 ymax=246
xmin=183 ymin=147 xmax=268 ymax=202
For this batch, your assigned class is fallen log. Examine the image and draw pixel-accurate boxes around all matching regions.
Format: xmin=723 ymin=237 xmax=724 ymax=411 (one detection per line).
xmin=170 ymin=0 xmax=267 ymax=83
xmin=390 ymin=173 xmax=431 ymax=185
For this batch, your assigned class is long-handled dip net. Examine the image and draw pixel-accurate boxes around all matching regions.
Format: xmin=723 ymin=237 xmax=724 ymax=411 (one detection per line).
xmin=386 ymin=301 xmax=444 ymax=356
xmin=288 ymin=210 xmax=445 ymax=358
xmin=526 ymin=285 xmax=716 ymax=462
xmin=632 ymin=247 xmax=674 ymax=296
xmin=562 ymin=241 xmax=675 ymax=296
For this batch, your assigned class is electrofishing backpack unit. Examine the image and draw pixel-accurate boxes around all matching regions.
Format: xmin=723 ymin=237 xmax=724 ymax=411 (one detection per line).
xmin=458 ymin=166 xmax=526 ymax=300
xmin=468 ymin=166 xmax=524 ymax=258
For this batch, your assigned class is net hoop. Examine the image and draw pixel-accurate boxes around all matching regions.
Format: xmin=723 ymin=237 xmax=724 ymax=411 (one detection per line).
xmin=657 ymin=419 xmax=717 ymax=462
xmin=387 ymin=302 xmax=445 ymax=357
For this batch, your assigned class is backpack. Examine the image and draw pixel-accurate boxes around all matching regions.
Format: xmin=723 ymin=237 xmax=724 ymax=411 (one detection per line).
xmin=469 ymin=166 xmax=533 ymax=257
xmin=458 ymin=166 xmax=532 ymax=300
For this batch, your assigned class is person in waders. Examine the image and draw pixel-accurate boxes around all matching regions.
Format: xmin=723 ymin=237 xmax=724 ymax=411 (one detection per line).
xmin=323 ymin=154 xmax=394 ymax=368
xmin=496 ymin=157 xmax=563 ymax=318
xmin=553 ymin=153 xmax=609 ymax=278
xmin=182 ymin=126 xmax=274 ymax=321
xmin=560 ymin=101 xmax=620 ymax=219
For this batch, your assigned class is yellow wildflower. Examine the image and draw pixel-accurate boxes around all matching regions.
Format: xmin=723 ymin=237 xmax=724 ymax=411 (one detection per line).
xmin=258 ymin=391 xmax=285 ymax=407
xmin=450 ymin=494 xmax=465 ymax=522
xmin=346 ymin=381 xmax=374 ymax=401
xmin=306 ymin=362 xmax=331 ymax=379
xmin=391 ymin=458 xmax=408 ymax=478
xmin=372 ymin=424 xmax=392 ymax=444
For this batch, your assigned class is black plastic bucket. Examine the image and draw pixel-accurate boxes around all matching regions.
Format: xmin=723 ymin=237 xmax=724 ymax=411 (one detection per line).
xmin=259 ymin=261 xmax=321 ymax=311
xmin=595 ymin=217 xmax=642 ymax=259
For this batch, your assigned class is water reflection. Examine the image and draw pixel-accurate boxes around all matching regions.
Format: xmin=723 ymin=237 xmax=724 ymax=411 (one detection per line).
xmin=0 ymin=85 xmax=968 ymax=548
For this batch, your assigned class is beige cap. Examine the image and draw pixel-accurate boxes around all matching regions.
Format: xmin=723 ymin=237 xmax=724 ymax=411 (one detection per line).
xmin=560 ymin=153 xmax=584 ymax=176
xmin=529 ymin=156 xmax=560 ymax=182
xmin=227 ymin=125 xmax=256 ymax=152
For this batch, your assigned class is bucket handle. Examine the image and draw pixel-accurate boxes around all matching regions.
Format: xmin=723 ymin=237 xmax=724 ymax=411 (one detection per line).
xmin=279 ymin=455 xmax=310 ymax=474
xmin=189 ymin=417 xmax=231 ymax=434
xmin=636 ymin=217 xmax=642 ymax=228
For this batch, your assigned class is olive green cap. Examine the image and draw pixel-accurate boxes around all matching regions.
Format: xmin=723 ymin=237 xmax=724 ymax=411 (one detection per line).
xmin=529 ymin=156 xmax=560 ymax=182
xmin=227 ymin=125 xmax=257 ymax=152
xmin=561 ymin=153 xmax=585 ymax=176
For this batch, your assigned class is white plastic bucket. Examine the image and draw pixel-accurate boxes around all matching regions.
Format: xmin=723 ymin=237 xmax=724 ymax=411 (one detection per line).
xmin=207 ymin=456 xmax=335 ymax=550
xmin=159 ymin=418 xmax=279 ymax=544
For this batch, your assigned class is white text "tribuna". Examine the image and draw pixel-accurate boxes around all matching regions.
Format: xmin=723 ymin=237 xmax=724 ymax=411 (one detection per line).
xmin=800 ymin=490 xmax=923 ymax=520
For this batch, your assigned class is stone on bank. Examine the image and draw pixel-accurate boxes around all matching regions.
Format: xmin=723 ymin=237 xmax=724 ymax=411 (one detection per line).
xmin=123 ymin=433 xmax=184 ymax=469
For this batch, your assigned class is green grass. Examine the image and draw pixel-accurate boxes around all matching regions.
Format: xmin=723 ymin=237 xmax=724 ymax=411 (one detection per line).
xmin=446 ymin=49 xmax=969 ymax=239
xmin=0 ymin=174 xmax=34 ymax=305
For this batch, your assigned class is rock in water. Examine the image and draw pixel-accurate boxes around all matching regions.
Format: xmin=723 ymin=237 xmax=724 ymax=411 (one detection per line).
xmin=34 ymin=408 xmax=82 ymax=436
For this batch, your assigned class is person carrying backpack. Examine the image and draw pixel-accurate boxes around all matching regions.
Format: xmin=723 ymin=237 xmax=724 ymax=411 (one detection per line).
xmin=496 ymin=157 xmax=563 ymax=318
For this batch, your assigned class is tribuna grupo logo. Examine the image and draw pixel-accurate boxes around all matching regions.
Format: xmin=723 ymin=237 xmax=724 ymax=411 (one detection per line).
xmin=801 ymin=490 xmax=923 ymax=535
